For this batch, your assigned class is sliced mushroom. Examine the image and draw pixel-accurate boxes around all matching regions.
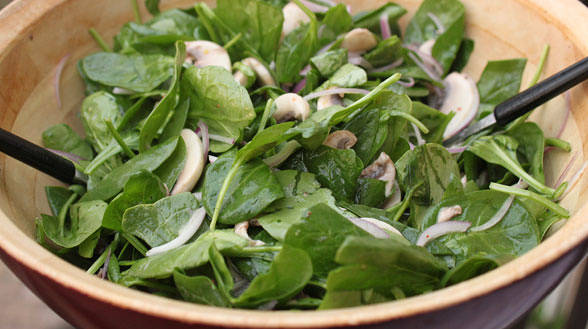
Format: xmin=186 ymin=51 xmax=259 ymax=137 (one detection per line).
xmin=171 ymin=129 xmax=205 ymax=195
xmin=317 ymin=88 xmax=343 ymax=110
xmin=323 ymin=130 xmax=357 ymax=149
xmin=361 ymin=152 xmax=396 ymax=197
xmin=440 ymin=72 xmax=480 ymax=140
xmin=419 ymin=39 xmax=436 ymax=57
xmin=341 ymin=28 xmax=378 ymax=54
xmin=184 ymin=40 xmax=231 ymax=71
xmin=282 ymin=2 xmax=311 ymax=39
xmin=382 ymin=181 xmax=401 ymax=209
xmin=242 ymin=57 xmax=276 ymax=86
xmin=359 ymin=217 xmax=403 ymax=237
xmin=437 ymin=205 xmax=463 ymax=223
xmin=233 ymin=71 xmax=249 ymax=87
xmin=272 ymin=93 xmax=310 ymax=123
xmin=234 ymin=221 xmax=265 ymax=247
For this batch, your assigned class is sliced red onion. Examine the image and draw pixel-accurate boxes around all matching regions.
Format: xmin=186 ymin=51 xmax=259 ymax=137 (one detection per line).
xmin=292 ymin=78 xmax=307 ymax=94
xmin=380 ymin=13 xmax=391 ymax=39
xmin=47 ymin=148 xmax=85 ymax=163
xmin=299 ymin=0 xmax=328 ymax=13
xmin=557 ymin=91 xmax=571 ymax=139
xmin=303 ymin=88 xmax=369 ymax=101
xmin=112 ymin=87 xmax=135 ymax=95
xmin=146 ymin=207 xmax=206 ymax=256
xmin=346 ymin=4 xmax=351 ymax=13
xmin=512 ymin=179 xmax=529 ymax=190
xmin=408 ymin=141 xmax=415 ymax=150
xmin=197 ymin=121 xmax=210 ymax=160
xmin=53 ymin=54 xmax=70 ymax=109
xmin=397 ymin=77 xmax=415 ymax=88
xmin=447 ymin=146 xmax=466 ymax=154
xmin=317 ymin=40 xmax=337 ymax=55
xmin=208 ymin=155 xmax=218 ymax=163
xmin=300 ymin=64 xmax=311 ymax=77
xmin=544 ymin=146 xmax=555 ymax=155
xmin=412 ymin=123 xmax=425 ymax=146
xmin=368 ymin=59 xmax=404 ymax=73
xmin=555 ymin=153 xmax=577 ymax=188
xmin=470 ymin=195 xmax=514 ymax=232
xmin=405 ymin=44 xmax=443 ymax=81
xmin=427 ymin=13 xmax=446 ymax=34
xmin=360 ymin=217 xmax=403 ymax=237
xmin=560 ymin=160 xmax=588 ymax=200
xmin=346 ymin=217 xmax=391 ymax=239
xmin=100 ymin=248 xmax=112 ymax=279
xmin=208 ymin=133 xmax=235 ymax=145
xmin=348 ymin=52 xmax=373 ymax=70
xmin=416 ymin=221 xmax=471 ymax=247
xmin=383 ymin=181 xmax=402 ymax=209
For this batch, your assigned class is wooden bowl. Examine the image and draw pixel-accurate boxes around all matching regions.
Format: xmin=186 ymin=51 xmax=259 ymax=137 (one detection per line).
xmin=0 ymin=0 xmax=587 ymax=328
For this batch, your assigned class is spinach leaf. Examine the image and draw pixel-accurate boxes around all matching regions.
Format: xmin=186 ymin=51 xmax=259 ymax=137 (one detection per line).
xmin=183 ymin=66 xmax=255 ymax=152
xmin=145 ymin=0 xmax=160 ymax=16
xmin=467 ymin=135 xmax=553 ymax=195
xmin=139 ymin=41 xmax=185 ymax=152
xmin=42 ymin=124 xmax=93 ymax=160
xmin=364 ymin=36 xmax=402 ymax=68
xmin=80 ymin=91 xmax=122 ymax=151
xmin=319 ymin=4 xmax=352 ymax=46
xmin=411 ymin=101 xmax=453 ymax=144
xmin=82 ymin=53 xmax=174 ymax=92
xmin=450 ymin=38 xmax=474 ymax=72
xmin=440 ymin=255 xmax=512 ymax=287
xmin=343 ymin=107 xmax=388 ymax=164
xmin=505 ymin=122 xmax=545 ymax=183
xmin=78 ymin=230 xmax=100 ymax=258
xmin=173 ymin=270 xmax=230 ymax=307
xmin=122 ymin=192 xmax=199 ymax=247
xmin=317 ymin=63 xmax=367 ymax=90
xmin=153 ymin=136 xmax=187 ymax=189
xmin=42 ymin=200 xmax=107 ymax=248
xmin=477 ymin=59 xmax=527 ymax=118
xmin=233 ymin=246 xmax=312 ymax=308
xmin=431 ymin=14 xmax=465 ymax=74
xmin=257 ymin=170 xmax=336 ymax=240
xmin=310 ymin=49 xmax=348 ymax=78
xmin=302 ymin=146 xmax=364 ymax=201
xmin=276 ymin=21 xmax=318 ymax=83
xmin=202 ymin=155 xmax=284 ymax=225
xmin=124 ymin=230 xmax=248 ymax=279
xmin=159 ymin=98 xmax=189 ymax=143
xmin=80 ymin=137 xmax=179 ymax=202
xmin=355 ymin=177 xmax=386 ymax=208
xmin=84 ymin=133 xmax=140 ymax=175
xmin=404 ymin=0 xmax=465 ymax=45
xmin=215 ymin=0 xmax=284 ymax=62
xmin=237 ymin=122 xmax=295 ymax=163
xmin=45 ymin=186 xmax=74 ymax=216
xmin=284 ymin=203 xmax=369 ymax=277
xmin=352 ymin=3 xmax=407 ymax=34
xmin=424 ymin=190 xmax=540 ymax=263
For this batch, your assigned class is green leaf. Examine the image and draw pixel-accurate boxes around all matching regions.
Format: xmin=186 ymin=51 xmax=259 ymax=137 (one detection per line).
xmin=215 ymin=0 xmax=284 ymax=62
xmin=318 ymin=63 xmax=367 ymax=90
xmin=45 ymin=186 xmax=75 ymax=217
xmin=102 ymin=170 xmax=167 ymax=231
xmin=80 ymin=91 xmax=123 ymax=151
xmin=319 ymin=4 xmax=352 ymax=46
xmin=440 ymin=255 xmax=511 ymax=287
xmin=404 ymin=0 xmax=465 ymax=45
xmin=237 ymin=122 xmax=295 ymax=163
xmin=355 ymin=177 xmax=386 ymax=208
xmin=467 ymin=135 xmax=554 ymax=196
xmin=431 ymin=14 xmax=465 ymax=74
xmin=352 ymin=2 xmax=407 ymax=34
xmin=450 ymin=38 xmax=474 ymax=72
xmin=122 ymin=192 xmax=199 ymax=248
xmin=505 ymin=122 xmax=545 ymax=183
xmin=476 ymin=59 xmax=527 ymax=118
xmin=183 ymin=66 xmax=255 ymax=152
xmin=343 ymin=107 xmax=388 ymax=164
xmin=258 ymin=170 xmax=336 ymax=240
xmin=173 ymin=270 xmax=230 ymax=307
xmin=310 ymin=49 xmax=348 ymax=78
xmin=364 ymin=36 xmax=402 ymax=68
xmin=42 ymin=124 xmax=93 ymax=160
xmin=78 ymin=230 xmax=101 ymax=258
xmin=123 ymin=230 xmax=248 ymax=279
xmin=139 ymin=41 xmax=186 ymax=152
xmin=145 ymin=0 xmax=160 ymax=16
xmin=153 ymin=136 xmax=187 ymax=189
xmin=42 ymin=200 xmax=107 ymax=248
xmin=276 ymin=22 xmax=318 ymax=83
xmin=202 ymin=154 xmax=284 ymax=225
xmin=233 ymin=245 xmax=312 ymax=307
xmin=80 ymin=137 xmax=180 ymax=202
xmin=284 ymin=203 xmax=369 ymax=277
xmin=82 ymin=53 xmax=174 ymax=92
xmin=410 ymin=101 xmax=453 ymax=144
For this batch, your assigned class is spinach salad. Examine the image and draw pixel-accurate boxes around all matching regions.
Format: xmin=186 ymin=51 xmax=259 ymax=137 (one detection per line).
xmin=37 ymin=0 xmax=575 ymax=310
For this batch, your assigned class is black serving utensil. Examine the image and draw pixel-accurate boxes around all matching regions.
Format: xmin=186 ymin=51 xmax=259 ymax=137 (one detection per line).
xmin=444 ymin=56 xmax=588 ymax=146
xmin=0 ymin=128 xmax=86 ymax=184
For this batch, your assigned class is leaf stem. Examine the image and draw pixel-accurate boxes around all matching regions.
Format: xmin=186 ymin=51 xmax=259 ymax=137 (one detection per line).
xmin=239 ymin=245 xmax=283 ymax=254
xmin=292 ymin=0 xmax=317 ymax=23
xmin=121 ymin=232 xmax=147 ymax=256
xmin=132 ymin=0 xmax=142 ymax=24
xmin=263 ymin=140 xmax=301 ymax=168
xmin=210 ymin=158 xmax=244 ymax=231
xmin=530 ymin=45 xmax=550 ymax=87
xmin=87 ymin=235 xmax=119 ymax=275
xmin=387 ymin=110 xmax=430 ymax=134
xmin=257 ymin=99 xmax=274 ymax=135
xmin=223 ymin=33 xmax=243 ymax=50
xmin=545 ymin=137 xmax=571 ymax=152
xmin=105 ymin=120 xmax=135 ymax=158
xmin=345 ymin=73 xmax=402 ymax=122
xmin=489 ymin=182 xmax=569 ymax=218
xmin=58 ymin=192 xmax=79 ymax=236
xmin=88 ymin=28 xmax=112 ymax=52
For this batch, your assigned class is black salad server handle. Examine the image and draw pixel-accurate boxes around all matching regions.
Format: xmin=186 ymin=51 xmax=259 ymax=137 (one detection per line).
xmin=0 ymin=127 xmax=82 ymax=184
xmin=494 ymin=56 xmax=588 ymax=125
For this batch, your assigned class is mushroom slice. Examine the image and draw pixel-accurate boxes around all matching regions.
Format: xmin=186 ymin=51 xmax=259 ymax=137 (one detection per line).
xmin=272 ymin=93 xmax=311 ymax=123
xmin=359 ymin=217 xmax=404 ymax=237
xmin=317 ymin=88 xmax=343 ymax=110
xmin=234 ymin=221 xmax=265 ymax=247
xmin=184 ymin=40 xmax=231 ymax=71
xmin=419 ymin=39 xmax=436 ymax=57
xmin=323 ymin=130 xmax=357 ymax=149
xmin=242 ymin=57 xmax=276 ymax=86
xmin=233 ymin=71 xmax=249 ymax=87
xmin=171 ymin=129 xmax=205 ymax=195
xmin=282 ymin=2 xmax=311 ymax=39
xmin=437 ymin=205 xmax=463 ymax=223
xmin=361 ymin=152 xmax=396 ymax=197
xmin=341 ymin=28 xmax=378 ymax=54
xmin=440 ymin=72 xmax=480 ymax=140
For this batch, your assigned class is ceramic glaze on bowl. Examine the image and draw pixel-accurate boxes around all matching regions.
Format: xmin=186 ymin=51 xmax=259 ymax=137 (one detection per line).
xmin=0 ymin=0 xmax=587 ymax=328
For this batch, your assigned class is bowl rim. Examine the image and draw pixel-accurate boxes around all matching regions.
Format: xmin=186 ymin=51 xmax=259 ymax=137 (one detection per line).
xmin=1 ymin=0 xmax=588 ymax=327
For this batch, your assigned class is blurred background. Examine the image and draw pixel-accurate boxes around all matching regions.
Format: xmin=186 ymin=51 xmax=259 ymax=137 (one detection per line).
xmin=0 ymin=0 xmax=586 ymax=328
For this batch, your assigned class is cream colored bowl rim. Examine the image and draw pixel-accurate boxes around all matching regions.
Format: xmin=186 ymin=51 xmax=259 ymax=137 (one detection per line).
xmin=0 ymin=0 xmax=587 ymax=327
